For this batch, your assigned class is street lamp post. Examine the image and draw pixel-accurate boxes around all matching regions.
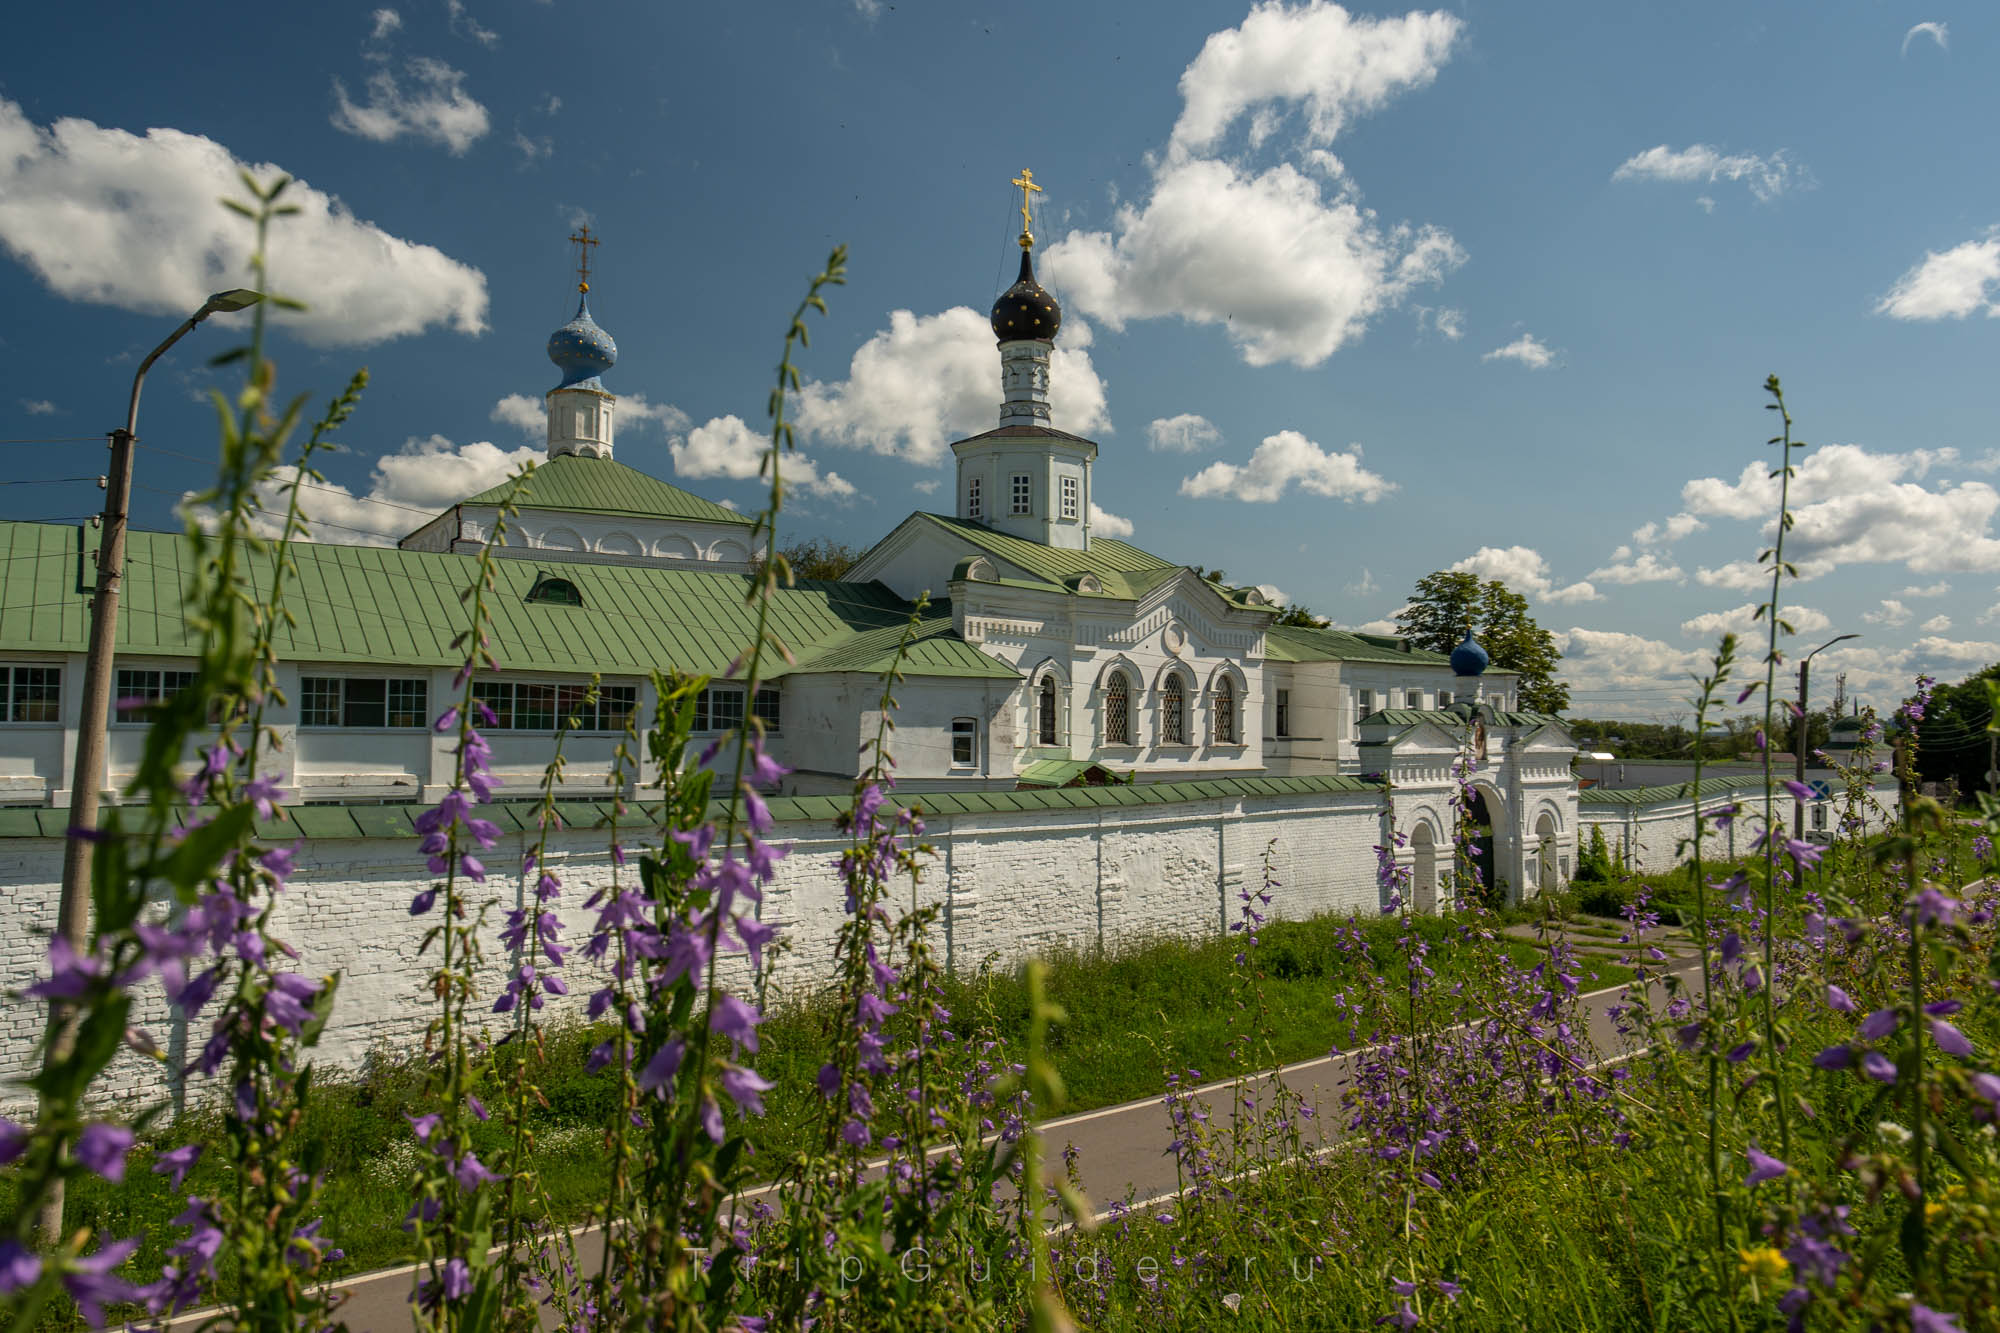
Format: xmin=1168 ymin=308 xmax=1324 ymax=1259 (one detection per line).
xmin=1794 ymin=632 xmax=1859 ymax=840
xmin=39 ymin=288 xmax=262 ymax=1242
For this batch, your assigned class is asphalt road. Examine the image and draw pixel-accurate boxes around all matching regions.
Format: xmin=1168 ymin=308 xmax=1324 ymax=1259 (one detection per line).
xmin=171 ymin=953 xmax=1684 ymax=1331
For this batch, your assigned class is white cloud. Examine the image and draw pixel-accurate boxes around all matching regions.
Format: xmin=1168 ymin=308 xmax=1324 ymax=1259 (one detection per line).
xmin=1633 ymin=512 xmax=1705 ymax=545
xmin=1922 ymin=614 xmax=1953 ymax=633
xmin=1481 ymin=332 xmax=1555 ymax=370
xmin=369 ymin=8 xmax=402 ymax=40
xmin=1679 ymin=602 xmax=1831 ymax=639
xmin=1682 ymin=443 xmax=2000 ymax=576
xmin=332 ymin=49 xmax=490 ymax=154
xmin=1430 ymin=306 xmax=1464 ymax=340
xmin=491 ymin=391 xmax=686 ymax=443
xmin=491 ymin=393 xmax=543 ymax=440
xmin=1693 ymin=557 xmax=1834 ymax=591
xmin=1345 ymin=568 xmax=1378 ymax=597
xmin=1913 ymin=635 xmax=2000 ymax=663
xmin=852 ymin=0 xmax=883 ymax=18
xmin=1254 ymin=583 xmax=1290 ymax=607
xmin=1167 ymin=2 xmax=1461 ymax=160
xmin=1040 ymin=4 xmax=1465 ymax=370
xmin=187 ymin=432 xmax=537 ymax=547
xmin=1355 ymin=617 xmax=1401 ymax=635
xmin=20 ymin=399 xmax=56 ymax=415
xmin=1179 ymin=429 xmax=1394 ymax=503
xmin=1902 ymin=21 xmax=1948 ymax=56
xmin=795 ymin=307 xmax=1110 ymax=466
xmin=1047 ymin=157 xmax=1465 ymax=369
xmin=1587 ymin=551 xmax=1683 ymax=584
xmin=445 ymin=0 xmax=499 ymax=47
xmin=0 ymin=98 xmax=487 ymax=346
xmin=1877 ymin=230 xmax=2000 ymax=321
xmin=1147 ymin=413 xmax=1221 ymax=453
xmin=672 ymin=414 xmax=854 ymax=499
xmin=1865 ymin=599 xmax=1913 ymax=628
xmin=912 ymin=478 xmax=940 ymax=495
xmin=1089 ymin=502 xmax=1134 ymax=538
xmin=1448 ymin=545 xmax=1600 ymax=603
xmin=619 ymin=393 xmax=690 ymax=436
xmin=512 ymin=131 xmax=553 ymax=163
xmin=1696 ymin=195 xmax=1716 ymax=214
xmin=1901 ymin=581 xmax=1951 ymax=598
xmin=1554 ymin=626 xmax=1719 ymax=713
xmin=538 ymin=94 xmax=562 ymax=116
xmin=1611 ymin=144 xmax=1804 ymax=203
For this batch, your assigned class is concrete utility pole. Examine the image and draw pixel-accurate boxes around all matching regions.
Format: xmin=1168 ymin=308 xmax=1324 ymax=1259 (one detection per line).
xmin=39 ymin=288 xmax=261 ymax=1244
xmin=1794 ymin=632 xmax=1859 ymax=841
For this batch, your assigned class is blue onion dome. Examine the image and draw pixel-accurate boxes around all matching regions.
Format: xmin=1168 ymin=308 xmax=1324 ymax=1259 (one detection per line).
xmin=548 ymin=295 xmax=617 ymax=389
xmin=1450 ymin=629 xmax=1490 ymax=677
xmin=990 ymin=247 xmax=1062 ymax=343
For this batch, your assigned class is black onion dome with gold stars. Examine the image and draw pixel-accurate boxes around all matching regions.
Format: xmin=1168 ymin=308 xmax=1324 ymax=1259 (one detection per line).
xmin=990 ymin=247 xmax=1062 ymax=344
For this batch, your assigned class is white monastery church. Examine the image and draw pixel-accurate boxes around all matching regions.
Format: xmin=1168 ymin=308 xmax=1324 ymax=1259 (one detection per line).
xmin=0 ymin=186 xmax=1588 ymax=906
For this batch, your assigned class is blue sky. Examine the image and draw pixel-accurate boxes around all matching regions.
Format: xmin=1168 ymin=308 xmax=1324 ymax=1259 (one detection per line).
xmin=2 ymin=1 xmax=1997 ymax=718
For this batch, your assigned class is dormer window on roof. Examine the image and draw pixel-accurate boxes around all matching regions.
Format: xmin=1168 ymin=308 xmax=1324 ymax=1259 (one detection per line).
xmin=527 ymin=575 xmax=583 ymax=607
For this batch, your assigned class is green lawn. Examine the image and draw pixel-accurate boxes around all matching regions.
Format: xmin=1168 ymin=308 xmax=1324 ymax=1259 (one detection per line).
xmin=6 ymin=904 xmax=1633 ymax=1302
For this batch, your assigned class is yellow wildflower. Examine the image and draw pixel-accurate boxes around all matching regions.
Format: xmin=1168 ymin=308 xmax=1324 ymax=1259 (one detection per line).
xmin=1738 ymin=1248 xmax=1788 ymax=1284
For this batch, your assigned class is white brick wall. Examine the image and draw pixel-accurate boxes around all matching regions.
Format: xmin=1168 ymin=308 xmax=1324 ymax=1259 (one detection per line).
xmin=0 ymin=788 xmax=1389 ymax=1115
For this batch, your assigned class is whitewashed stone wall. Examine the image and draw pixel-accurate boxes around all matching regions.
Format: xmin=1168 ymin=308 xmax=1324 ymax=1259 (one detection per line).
xmin=1576 ymin=784 xmax=1902 ymax=874
xmin=0 ymin=787 xmax=1388 ymax=1116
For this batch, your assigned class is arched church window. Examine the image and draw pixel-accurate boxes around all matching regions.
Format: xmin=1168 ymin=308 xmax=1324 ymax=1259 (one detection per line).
xmin=1037 ymin=675 xmax=1059 ymax=746
xmin=1213 ymin=677 xmax=1236 ymax=744
xmin=1162 ymin=673 xmax=1187 ymax=745
xmin=1105 ymin=672 xmax=1131 ymax=745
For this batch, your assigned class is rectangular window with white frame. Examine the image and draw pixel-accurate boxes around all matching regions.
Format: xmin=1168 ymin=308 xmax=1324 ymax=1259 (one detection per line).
xmin=1274 ymin=688 xmax=1290 ymax=738
xmin=468 ymin=680 xmax=637 ymax=733
xmin=1 ymin=665 xmax=61 ymax=724
xmin=1059 ymin=474 xmax=1078 ymax=519
xmin=299 ymin=675 xmax=430 ymax=729
xmin=113 ymin=667 xmax=196 ymax=724
xmin=1011 ymin=473 xmax=1032 ymax=515
xmin=690 ymin=685 xmax=781 ymax=734
xmin=951 ymin=717 xmax=978 ymax=767
xmin=967 ymin=476 xmax=982 ymax=519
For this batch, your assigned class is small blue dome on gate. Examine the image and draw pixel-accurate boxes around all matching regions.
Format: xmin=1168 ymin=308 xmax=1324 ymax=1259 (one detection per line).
xmin=547 ymin=296 xmax=617 ymax=390
xmin=1450 ymin=630 xmax=1490 ymax=677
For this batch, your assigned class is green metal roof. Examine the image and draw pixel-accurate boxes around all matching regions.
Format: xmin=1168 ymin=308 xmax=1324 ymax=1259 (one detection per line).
xmin=1574 ymin=774 xmax=1871 ymax=807
xmin=453 ymin=453 xmax=754 ymax=528
xmin=2 ymin=774 xmax=1389 ymax=840
xmin=905 ymin=513 xmax=1193 ymax=601
xmin=1265 ymin=623 xmax=1521 ymax=671
xmin=0 ymin=521 xmax=995 ymax=681
xmin=790 ymin=608 xmax=1018 ymax=679
xmin=1362 ymin=708 xmax=1559 ymax=729
xmin=1014 ymin=758 xmax=1133 ymax=787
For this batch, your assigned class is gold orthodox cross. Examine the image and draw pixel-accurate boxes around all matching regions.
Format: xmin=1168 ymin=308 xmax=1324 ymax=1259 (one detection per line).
xmin=1011 ymin=168 xmax=1042 ymax=248
xmin=569 ymin=225 xmax=599 ymax=293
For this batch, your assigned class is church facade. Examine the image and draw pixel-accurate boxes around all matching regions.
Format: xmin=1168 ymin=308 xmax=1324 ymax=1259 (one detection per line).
xmin=0 ymin=203 xmax=1580 ymax=905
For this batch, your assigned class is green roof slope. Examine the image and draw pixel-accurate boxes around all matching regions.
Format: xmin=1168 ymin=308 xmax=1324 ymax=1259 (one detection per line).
xmin=0 ymin=521 xmax=995 ymax=681
xmin=454 ymin=453 xmax=753 ymax=527
xmin=904 ymin=512 xmax=1276 ymax=609
xmin=792 ymin=607 xmax=1019 ymax=679
xmin=1267 ymin=623 xmax=1519 ymax=671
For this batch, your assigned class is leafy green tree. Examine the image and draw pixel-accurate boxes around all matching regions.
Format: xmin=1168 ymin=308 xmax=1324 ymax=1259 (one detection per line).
xmin=1394 ymin=570 xmax=1571 ymax=714
xmin=1914 ymin=662 xmax=2000 ymax=794
xmin=780 ymin=536 xmax=863 ymax=581
xmin=1274 ymin=604 xmax=1328 ymax=628
xmin=1575 ymin=824 xmax=1614 ymax=883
